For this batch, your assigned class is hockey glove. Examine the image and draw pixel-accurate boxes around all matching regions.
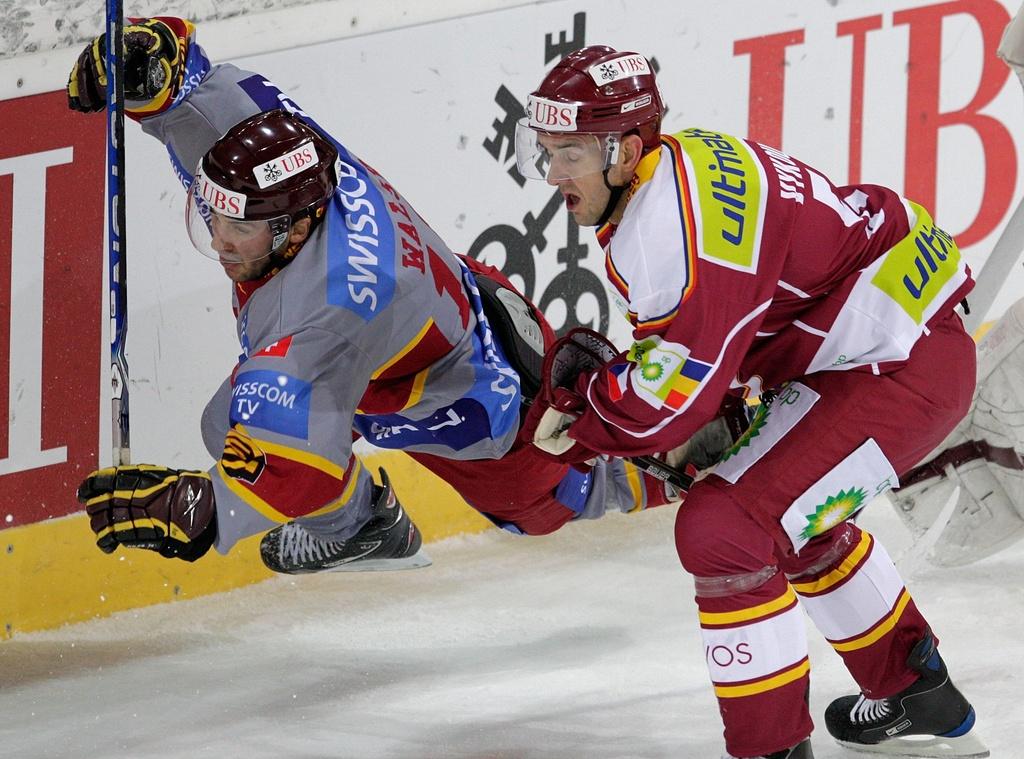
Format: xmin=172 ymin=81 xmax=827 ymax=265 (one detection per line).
xmin=77 ymin=465 xmax=216 ymax=562
xmin=525 ymin=328 xmax=617 ymax=463
xmin=67 ymin=18 xmax=183 ymax=112
xmin=631 ymin=395 xmax=755 ymax=491
xmin=665 ymin=396 xmax=755 ymax=471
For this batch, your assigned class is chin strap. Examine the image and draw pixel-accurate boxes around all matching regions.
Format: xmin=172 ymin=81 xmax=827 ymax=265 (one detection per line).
xmin=261 ymin=239 xmax=303 ymax=278
xmin=258 ymin=201 xmax=330 ymax=278
xmin=594 ymin=169 xmax=627 ymax=228
xmin=595 ymin=169 xmax=627 ymax=228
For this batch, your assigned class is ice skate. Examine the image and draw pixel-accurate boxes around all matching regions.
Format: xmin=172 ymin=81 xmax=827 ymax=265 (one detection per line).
xmin=723 ymin=737 xmax=814 ymax=758
xmin=824 ymin=632 xmax=988 ymax=757
xmin=260 ymin=469 xmax=431 ymax=574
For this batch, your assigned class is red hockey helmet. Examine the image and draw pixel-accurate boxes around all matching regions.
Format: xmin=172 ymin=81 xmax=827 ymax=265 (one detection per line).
xmin=516 ymin=45 xmax=664 ymax=181
xmin=186 ymin=109 xmax=339 ymax=262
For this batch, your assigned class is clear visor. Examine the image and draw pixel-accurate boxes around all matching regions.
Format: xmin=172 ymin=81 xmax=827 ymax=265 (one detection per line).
xmin=185 ymin=179 xmax=290 ymax=264
xmin=514 ymin=118 xmax=621 ymax=181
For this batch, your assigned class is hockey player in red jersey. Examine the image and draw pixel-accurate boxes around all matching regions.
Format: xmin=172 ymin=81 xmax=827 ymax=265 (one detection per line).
xmin=518 ymin=46 xmax=989 ymax=759
xmin=66 ymin=21 xmax=745 ymax=575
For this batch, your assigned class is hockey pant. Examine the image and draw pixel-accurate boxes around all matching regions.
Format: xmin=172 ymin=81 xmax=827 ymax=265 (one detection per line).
xmin=411 ymin=438 xmax=676 ymax=535
xmin=412 ymin=255 xmax=677 ymax=535
xmin=674 ymin=311 xmax=975 ymax=758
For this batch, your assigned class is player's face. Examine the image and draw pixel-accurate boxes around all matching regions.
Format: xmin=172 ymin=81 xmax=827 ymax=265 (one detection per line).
xmin=209 ymin=214 xmax=276 ymax=282
xmin=538 ymin=133 xmax=613 ymax=227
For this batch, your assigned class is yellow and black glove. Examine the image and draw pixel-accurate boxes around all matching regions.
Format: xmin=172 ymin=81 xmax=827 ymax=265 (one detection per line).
xmin=77 ymin=465 xmax=216 ymax=562
xmin=67 ymin=18 xmax=183 ymax=112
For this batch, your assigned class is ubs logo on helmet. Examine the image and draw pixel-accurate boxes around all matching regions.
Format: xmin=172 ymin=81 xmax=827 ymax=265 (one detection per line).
xmin=253 ymin=142 xmax=321 ymax=189
xmin=587 ymin=54 xmax=651 ymax=85
xmin=527 ymin=95 xmax=579 ymax=132
xmin=195 ymin=170 xmax=247 ymax=218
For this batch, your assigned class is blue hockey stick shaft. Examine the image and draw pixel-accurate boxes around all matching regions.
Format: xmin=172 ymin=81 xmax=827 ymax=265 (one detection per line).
xmin=106 ymin=0 xmax=130 ymax=465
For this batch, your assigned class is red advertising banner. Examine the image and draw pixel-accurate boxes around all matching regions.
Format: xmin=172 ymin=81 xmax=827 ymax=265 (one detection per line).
xmin=733 ymin=0 xmax=1014 ymax=247
xmin=0 ymin=91 xmax=104 ymax=526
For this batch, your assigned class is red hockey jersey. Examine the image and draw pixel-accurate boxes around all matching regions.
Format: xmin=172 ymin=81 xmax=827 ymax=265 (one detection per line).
xmin=568 ymin=127 xmax=974 ymax=457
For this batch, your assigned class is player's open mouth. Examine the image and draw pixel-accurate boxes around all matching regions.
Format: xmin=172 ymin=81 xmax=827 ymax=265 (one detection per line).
xmin=563 ymin=192 xmax=580 ymax=211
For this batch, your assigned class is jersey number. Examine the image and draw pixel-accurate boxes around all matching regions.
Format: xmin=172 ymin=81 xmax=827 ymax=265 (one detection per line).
xmin=809 ymin=169 xmax=885 ymax=238
xmin=427 ymin=246 xmax=470 ymax=329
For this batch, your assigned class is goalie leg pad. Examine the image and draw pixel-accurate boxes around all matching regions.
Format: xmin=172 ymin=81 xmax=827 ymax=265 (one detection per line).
xmin=894 ymin=297 xmax=1024 ymax=565
xmin=894 ymin=456 xmax=1024 ymax=567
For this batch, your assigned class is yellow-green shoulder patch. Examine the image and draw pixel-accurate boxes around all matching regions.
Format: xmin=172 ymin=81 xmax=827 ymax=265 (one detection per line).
xmin=673 ymin=128 xmax=765 ymax=272
xmin=870 ymin=202 xmax=962 ymax=325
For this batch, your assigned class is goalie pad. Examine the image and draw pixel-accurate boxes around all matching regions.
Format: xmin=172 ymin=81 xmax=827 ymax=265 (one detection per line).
xmin=999 ymin=2 xmax=1024 ymax=88
xmin=891 ymin=298 xmax=1024 ymax=566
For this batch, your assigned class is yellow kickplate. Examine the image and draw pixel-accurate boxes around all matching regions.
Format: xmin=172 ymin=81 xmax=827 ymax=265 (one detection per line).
xmin=0 ymin=452 xmax=490 ymax=638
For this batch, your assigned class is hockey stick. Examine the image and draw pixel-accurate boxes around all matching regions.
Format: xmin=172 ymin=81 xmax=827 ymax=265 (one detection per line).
xmin=962 ymin=1 xmax=1024 ymax=335
xmin=106 ymin=0 xmax=130 ymax=465
xmin=629 ymin=454 xmax=695 ymax=492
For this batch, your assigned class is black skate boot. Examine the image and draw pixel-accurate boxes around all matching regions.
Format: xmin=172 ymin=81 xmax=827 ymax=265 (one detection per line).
xmin=725 ymin=737 xmax=814 ymax=759
xmin=824 ymin=631 xmax=988 ymax=757
xmin=260 ymin=468 xmax=430 ymax=574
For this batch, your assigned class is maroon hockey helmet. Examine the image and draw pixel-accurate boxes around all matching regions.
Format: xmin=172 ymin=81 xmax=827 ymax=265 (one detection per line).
xmin=516 ymin=45 xmax=664 ymax=181
xmin=186 ymin=109 xmax=339 ymax=262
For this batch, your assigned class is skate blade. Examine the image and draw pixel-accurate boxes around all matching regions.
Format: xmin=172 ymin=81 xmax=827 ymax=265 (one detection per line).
xmin=836 ymin=731 xmax=990 ymax=758
xmin=325 ymin=550 xmax=432 ymax=573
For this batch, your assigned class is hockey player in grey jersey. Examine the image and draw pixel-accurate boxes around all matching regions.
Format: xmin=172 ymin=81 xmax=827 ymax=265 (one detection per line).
xmin=68 ymin=18 xmax=736 ymax=574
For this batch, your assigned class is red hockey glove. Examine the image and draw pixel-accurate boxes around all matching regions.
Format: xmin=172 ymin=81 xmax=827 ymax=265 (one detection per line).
xmin=525 ymin=328 xmax=618 ymax=464
xmin=67 ymin=18 xmax=184 ymax=112
xmin=77 ymin=465 xmax=216 ymax=562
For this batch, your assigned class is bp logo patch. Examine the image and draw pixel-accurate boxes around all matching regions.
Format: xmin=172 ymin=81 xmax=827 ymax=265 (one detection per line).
xmin=626 ymin=337 xmax=711 ymax=411
xmin=799 ymin=487 xmax=867 ymax=540
xmin=718 ymin=403 xmax=769 ymax=463
xmin=627 ymin=338 xmax=684 ymax=398
xmin=780 ymin=436 xmax=896 ymax=553
xmin=639 ymin=360 xmax=666 ymax=382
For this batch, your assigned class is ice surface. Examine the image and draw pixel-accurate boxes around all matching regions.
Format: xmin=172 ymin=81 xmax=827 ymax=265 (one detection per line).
xmin=1 ymin=500 xmax=1019 ymax=758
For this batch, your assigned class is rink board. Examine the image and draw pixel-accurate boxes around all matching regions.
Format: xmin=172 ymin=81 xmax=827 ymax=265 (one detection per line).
xmin=2 ymin=0 xmax=1023 ymax=637
xmin=1 ymin=452 xmax=491 ymax=637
